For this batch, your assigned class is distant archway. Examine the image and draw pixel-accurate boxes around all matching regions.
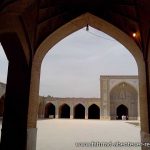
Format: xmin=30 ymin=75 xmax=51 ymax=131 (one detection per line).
xmin=117 ymin=104 xmax=128 ymax=120
xmin=44 ymin=103 xmax=55 ymax=118
xmin=38 ymin=101 xmax=44 ymax=118
xmin=59 ymin=104 xmax=70 ymax=118
xmin=74 ymin=104 xmax=85 ymax=119
xmin=110 ymin=82 xmax=138 ymax=120
xmin=88 ymin=104 xmax=100 ymax=119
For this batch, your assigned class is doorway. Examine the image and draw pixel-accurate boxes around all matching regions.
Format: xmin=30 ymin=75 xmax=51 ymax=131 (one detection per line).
xmin=44 ymin=103 xmax=55 ymax=118
xmin=88 ymin=104 xmax=100 ymax=119
xmin=117 ymin=104 xmax=128 ymax=120
xmin=59 ymin=104 xmax=70 ymax=118
xmin=74 ymin=104 xmax=85 ymax=119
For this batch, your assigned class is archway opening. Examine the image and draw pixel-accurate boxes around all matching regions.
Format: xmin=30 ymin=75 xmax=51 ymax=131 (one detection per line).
xmin=88 ymin=104 xmax=100 ymax=119
xmin=59 ymin=104 xmax=70 ymax=118
xmin=74 ymin=104 xmax=85 ymax=119
xmin=44 ymin=103 xmax=55 ymax=118
xmin=110 ymin=82 xmax=138 ymax=120
xmin=117 ymin=104 xmax=128 ymax=120
xmin=34 ymin=13 xmax=146 ymax=150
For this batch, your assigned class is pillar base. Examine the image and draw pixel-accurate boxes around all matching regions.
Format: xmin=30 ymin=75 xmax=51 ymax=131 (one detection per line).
xmin=27 ymin=128 xmax=37 ymax=150
xmin=141 ymin=131 xmax=150 ymax=150
xmin=70 ymin=115 xmax=73 ymax=119
xmin=128 ymin=117 xmax=138 ymax=120
xmin=100 ymin=116 xmax=111 ymax=120
xmin=85 ymin=116 xmax=88 ymax=119
xmin=138 ymin=116 xmax=141 ymax=121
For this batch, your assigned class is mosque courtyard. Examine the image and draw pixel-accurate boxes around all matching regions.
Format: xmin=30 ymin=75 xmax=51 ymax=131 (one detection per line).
xmin=0 ymin=119 xmax=141 ymax=150
xmin=33 ymin=119 xmax=141 ymax=150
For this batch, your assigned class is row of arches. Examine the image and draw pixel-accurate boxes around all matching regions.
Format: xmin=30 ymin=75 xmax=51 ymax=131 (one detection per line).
xmin=44 ymin=103 xmax=129 ymax=120
xmin=45 ymin=103 xmax=100 ymax=119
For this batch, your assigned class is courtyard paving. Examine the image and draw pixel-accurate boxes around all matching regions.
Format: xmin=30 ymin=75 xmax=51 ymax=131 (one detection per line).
xmin=0 ymin=119 xmax=141 ymax=150
xmin=36 ymin=119 xmax=141 ymax=150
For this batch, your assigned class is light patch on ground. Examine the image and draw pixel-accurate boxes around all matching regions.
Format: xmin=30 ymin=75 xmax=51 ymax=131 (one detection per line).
xmin=36 ymin=119 xmax=141 ymax=150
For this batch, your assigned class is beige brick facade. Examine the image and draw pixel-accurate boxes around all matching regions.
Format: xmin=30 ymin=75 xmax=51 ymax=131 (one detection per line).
xmin=38 ymin=75 xmax=139 ymax=120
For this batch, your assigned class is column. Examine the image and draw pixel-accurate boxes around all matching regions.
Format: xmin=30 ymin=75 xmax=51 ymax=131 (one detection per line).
xmin=55 ymin=105 xmax=59 ymax=119
xmin=41 ymin=101 xmax=45 ymax=118
xmin=85 ymin=107 xmax=88 ymax=119
xmin=140 ymin=50 xmax=150 ymax=150
xmin=70 ymin=105 xmax=74 ymax=119
xmin=144 ymin=51 xmax=150 ymax=132
xmin=100 ymin=78 xmax=110 ymax=120
xmin=27 ymin=61 xmax=40 ymax=150
xmin=1 ymin=61 xmax=31 ymax=150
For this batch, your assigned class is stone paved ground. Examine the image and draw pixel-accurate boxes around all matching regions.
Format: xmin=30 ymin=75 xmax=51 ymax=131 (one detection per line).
xmin=0 ymin=119 xmax=141 ymax=150
xmin=36 ymin=119 xmax=141 ymax=150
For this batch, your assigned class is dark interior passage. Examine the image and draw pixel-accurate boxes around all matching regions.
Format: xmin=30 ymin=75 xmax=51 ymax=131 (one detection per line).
xmin=116 ymin=104 xmax=128 ymax=120
xmin=88 ymin=104 xmax=100 ymax=119
xmin=0 ymin=95 xmax=4 ymax=117
xmin=44 ymin=103 xmax=55 ymax=118
xmin=74 ymin=104 xmax=85 ymax=119
xmin=59 ymin=104 xmax=70 ymax=118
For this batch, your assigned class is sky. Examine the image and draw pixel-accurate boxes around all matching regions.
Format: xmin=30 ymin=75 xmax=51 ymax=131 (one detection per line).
xmin=0 ymin=26 xmax=138 ymax=98
xmin=0 ymin=44 xmax=8 ymax=83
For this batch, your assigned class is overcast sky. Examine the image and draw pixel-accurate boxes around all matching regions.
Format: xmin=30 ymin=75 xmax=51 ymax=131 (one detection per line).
xmin=0 ymin=44 xmax=8 ymax=83
xmin=0 ymin=26 xmax=138 ymax=98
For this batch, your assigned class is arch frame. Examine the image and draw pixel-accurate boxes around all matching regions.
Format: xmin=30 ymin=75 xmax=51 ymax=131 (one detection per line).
xmin=74 ymin=102 xmax=86 ymax=108
xmin=74 ymin=103 xmax=86 ymax=108
xmin=59 ymin=103 xmax=70 ymax=107
xmin=109 ymin=81 xmax=139 ymax=95
xmin=110 ymin=82 xmax=138 ymax=120
xmin=27 ymin=12 xmax=148 ymax=133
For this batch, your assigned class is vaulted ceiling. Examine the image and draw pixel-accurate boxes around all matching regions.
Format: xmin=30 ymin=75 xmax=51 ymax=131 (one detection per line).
xmin=0 ymin=0 xmax=150 ymax=59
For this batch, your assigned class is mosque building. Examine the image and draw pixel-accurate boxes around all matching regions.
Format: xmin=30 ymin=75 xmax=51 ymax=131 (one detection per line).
xmin=37 ymin=75 xmax=139 ymax=120
xmin=0 ymin=75 xmax=139 ymax=120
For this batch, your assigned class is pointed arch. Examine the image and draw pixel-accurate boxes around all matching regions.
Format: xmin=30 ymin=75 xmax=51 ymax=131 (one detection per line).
xmin=74 ymin=104 xmax=85 ymax=119
xmin=59 ymin=104 xmax=70 ymax=118
xmin=116 ymin=104 xmax=128 ymax=120
xmin=28 ymin=12 xmax=148 ymax=133
xmin=88 ymin=104 xmax=100 ymax=119
xmin=110 ymin=82 xmax=138 ymax=120
xmin=110 ymin=81 xmax=138 ymax=95
xmin=44 ymin=103 xmax=55 ymax=118
xmin=110 ymin=82 xmax=138 ymax=101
